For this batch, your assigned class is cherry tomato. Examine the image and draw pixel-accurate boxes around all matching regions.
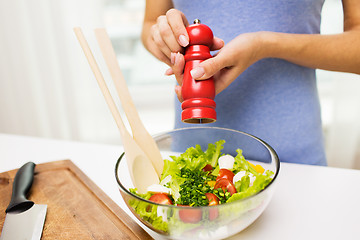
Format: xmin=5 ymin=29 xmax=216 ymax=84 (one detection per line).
xmin=149 ymin=193 xmax=173 ymax=205
xmin=202 ymin=164 xmax=213 ymax=172
xmin=209 ymin=208 xmax=219 ymax=221
xmin=214 ymin=178 xmax=237 ymax=196
xmin=205 ymin=193 xmax=219 ymax=221
xmin=178 ymin=205 xmax=202 ymax=223
xmin=216 ymin=168 xmax=234 ymax=182
xmin=205 ymin=193 xmax=219 ymax=206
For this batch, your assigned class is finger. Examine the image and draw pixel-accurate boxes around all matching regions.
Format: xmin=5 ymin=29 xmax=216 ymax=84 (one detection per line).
xmin=211 ymin=37 xmax=225 ymax=51
xmin=151 ymin=21 xmax=172 ymax=59
xmin=213 ymin=66 xmax=243 ymax=94
xmin=157 ymin=15 xmax=183 ymax=53
xmin=164 ymin=67 xmax=174 ymax=76
xmin=172 ymin=52 xmax=185 ymax=85
xmin=175 ymin=85 xmax=183 ymax=102
xmin=164 ymin=51 xmax=178 ymax=75
xmin=190 ymin=53 xmax=229 ymax=80
xmin=166 ymin=9 xmax=190 ymax=47
xmin=146 ymin=34 xmax=171 ymax=66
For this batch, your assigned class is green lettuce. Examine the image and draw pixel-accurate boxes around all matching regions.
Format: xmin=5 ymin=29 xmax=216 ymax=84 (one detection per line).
xmin=232 ymin=149 xmax=258 ymax=175
xmin=168 ymin=139 xmax=225 ymax=172
xmin=227 ymin=170 xmax=274 ymax=203
xmin=205 ymin=140 xmax=225 ymax=167
xmin=128 ymin=189 xmax=169 ymax=232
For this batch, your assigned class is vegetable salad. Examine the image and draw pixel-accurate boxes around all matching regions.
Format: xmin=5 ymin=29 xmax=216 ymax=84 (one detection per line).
xmin=131 ymin=140 xmax=273 ymax=210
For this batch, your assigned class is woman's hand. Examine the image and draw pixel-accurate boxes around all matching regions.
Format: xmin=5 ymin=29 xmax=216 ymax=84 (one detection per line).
xmin=171 ymin=32 xmax=265 ymax=101
xmin=147 ymin=9 xmax=189 ymax=66
xmin=143 ymin=8 xmax=224 ymax=67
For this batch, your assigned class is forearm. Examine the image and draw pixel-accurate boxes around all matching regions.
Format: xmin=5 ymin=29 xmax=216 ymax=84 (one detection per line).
xmin=260 ymin=30 xmax=360 ymax=74
xmin=141 ymin=0 xmax=173 ymax=61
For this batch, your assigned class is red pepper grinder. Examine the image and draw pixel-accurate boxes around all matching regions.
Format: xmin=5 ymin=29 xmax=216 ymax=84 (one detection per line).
xmin=181 ymin=19 xmax=216 ymax=124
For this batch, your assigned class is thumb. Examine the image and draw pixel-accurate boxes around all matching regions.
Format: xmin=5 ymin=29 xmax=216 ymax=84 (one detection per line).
xmin=190 ymin=54 xmax=227 ymax=80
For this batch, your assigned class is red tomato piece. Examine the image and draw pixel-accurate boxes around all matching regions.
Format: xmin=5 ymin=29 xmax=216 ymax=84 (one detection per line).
xmin=149 ymin=193 xmax=173 ymax=205
xmin=178 ymin=205 xmax=202 ymax=223
xmin=214 ymin=178 xmax=237 ymax=196
xmin=216 ymin=168 xmax=235 ymax=182
xmin=205 ymin=193 xmax=219 ymax=206
xmin=202 ymin=164 xmax=213 ymax=172
xmin=205 ymin=193 xmax=219 ymax=221
xmin=208 ymin=208 xmax=219 ymax=221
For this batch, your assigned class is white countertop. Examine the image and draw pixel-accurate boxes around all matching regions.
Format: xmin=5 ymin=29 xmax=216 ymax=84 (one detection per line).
xmin=1 ymin=133 xmax=360 ymax=240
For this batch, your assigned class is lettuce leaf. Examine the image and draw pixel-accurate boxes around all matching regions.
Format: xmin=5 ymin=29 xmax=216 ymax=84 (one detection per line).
xmin=160 ymin=159 xmax=184 ymax=201
xmin=232 ymin=149 xmax=258 ymax=176
xmin=207 ymin=140 xmax=225 ymax=167
xmin=226 ymin=170 xmax=274 ymax=203
xmin=128 ymin=189 xmax=169 ymax=232
xmin=165 ymin=140 xmax=225 ymax=172
xmin=239 ymin=175 xmax=250 ymax=192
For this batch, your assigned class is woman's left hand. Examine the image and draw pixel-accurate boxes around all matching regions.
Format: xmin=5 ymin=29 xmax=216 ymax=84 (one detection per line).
xmin=169 ymin=32 xmax=266 ymax=101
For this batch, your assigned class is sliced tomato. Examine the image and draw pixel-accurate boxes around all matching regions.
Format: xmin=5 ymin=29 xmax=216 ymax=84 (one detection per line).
xmin=205 ymin=193 xmax=219 ymax=206
xmin=202 ymin=164 xmax=213 ymax=172
xmin=214 ymin=178 xmax=237 ymax=196
xmin=149 ymin=193 xmax=173 ymax=205
xmin=178 ymin=205 xmax=202 ymax=223
xmin=216 ymin=168 xmax=235 ymax=182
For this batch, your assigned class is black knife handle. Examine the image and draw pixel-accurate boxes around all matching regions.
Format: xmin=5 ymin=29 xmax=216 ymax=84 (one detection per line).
xmin=5 ymin=162 xmax=35 ymax=213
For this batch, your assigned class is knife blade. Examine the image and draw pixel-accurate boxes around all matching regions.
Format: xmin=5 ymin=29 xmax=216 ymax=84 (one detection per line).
xmin=0 ymin=162 xmax=47 ymax=240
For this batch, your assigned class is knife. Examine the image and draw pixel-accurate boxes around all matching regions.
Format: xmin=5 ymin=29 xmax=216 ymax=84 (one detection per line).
xmin=0 ymin=162 xmax=47 ymax=240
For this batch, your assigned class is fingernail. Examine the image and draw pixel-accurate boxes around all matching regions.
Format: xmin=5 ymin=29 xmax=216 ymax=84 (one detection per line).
xmin=165 ymin=68 xmax=173 ymax=75
xmin=179 ymin=35 xmax=189 ymax=47
xmin=190 ymin=67 xmax=205 ymax=79
xmin=170 ymin=52 xmax=176 ymax=65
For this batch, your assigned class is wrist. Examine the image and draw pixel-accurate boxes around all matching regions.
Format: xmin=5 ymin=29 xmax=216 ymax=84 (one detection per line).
xmin=141 ymin=21 xmax=154 ymax=51
xmin=256 ymin=31 xmax=280 ymax=59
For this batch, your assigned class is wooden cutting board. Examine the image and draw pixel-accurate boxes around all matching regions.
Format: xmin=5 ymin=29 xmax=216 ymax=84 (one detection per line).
xmin=0 ymin=160 xmax=153 ymax=240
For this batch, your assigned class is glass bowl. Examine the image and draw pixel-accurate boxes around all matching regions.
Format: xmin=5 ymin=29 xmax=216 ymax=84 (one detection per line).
xmin=115 ymin=127 xmax=280 ymax=240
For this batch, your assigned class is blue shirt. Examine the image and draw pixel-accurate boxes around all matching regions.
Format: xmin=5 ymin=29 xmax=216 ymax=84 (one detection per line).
xmin=172 ymin=0 xmax=327 ymax=165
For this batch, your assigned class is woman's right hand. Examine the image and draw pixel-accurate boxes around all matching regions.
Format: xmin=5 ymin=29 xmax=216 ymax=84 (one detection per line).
xmin=143 ymin=8 xmax=224 ymax=67
xmin=143 ymin=9 xmax=190 ymax=66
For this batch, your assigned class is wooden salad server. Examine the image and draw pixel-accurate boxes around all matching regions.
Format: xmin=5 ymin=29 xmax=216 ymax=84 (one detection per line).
xmin=94 ymin=28 xmax=164 ymax=177
xmin=74 ymin=27 xmax=159 ymax=193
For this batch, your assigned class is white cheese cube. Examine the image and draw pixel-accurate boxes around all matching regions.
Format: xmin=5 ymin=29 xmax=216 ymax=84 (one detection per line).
xmin=218 ymin=155 xmax=235 ymax=170
xmin=233 ymin=171 xmax=246 ymax=183
xmin=146 ymin=184 xmax=171 ymax=194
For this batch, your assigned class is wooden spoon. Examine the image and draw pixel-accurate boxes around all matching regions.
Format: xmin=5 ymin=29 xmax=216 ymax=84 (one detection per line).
xmin=73 ymin=27 xmax=159 ymax=193
xmin=94 ymin=28 xmax=164 ymax=177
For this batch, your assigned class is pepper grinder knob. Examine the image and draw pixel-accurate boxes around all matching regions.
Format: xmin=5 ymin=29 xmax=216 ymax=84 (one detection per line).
xmin=181 ymin=19 xmax=216 ymax=124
